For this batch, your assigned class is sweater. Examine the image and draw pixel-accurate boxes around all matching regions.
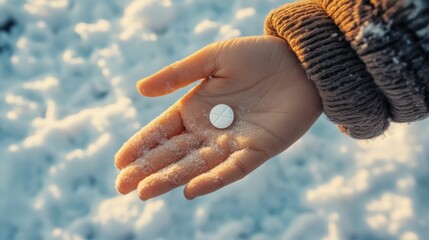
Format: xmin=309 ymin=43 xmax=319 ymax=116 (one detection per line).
xmin=264 ymin=0 xmax=429 ymax=139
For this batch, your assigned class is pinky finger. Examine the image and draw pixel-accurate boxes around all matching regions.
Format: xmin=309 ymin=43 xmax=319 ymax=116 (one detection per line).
xmin=183 ymin=148 xmax=269 ymax=200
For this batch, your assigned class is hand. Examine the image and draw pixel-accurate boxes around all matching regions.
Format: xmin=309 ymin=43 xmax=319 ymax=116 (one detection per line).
xmin=114 ymin=36 xmax=322 ymax=200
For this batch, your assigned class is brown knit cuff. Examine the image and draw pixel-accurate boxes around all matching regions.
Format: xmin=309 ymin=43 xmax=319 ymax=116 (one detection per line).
xmin=264 ymin=0 xmax=390 ymax=139
xmin=317 ymin=0 xmax=429 ymax=123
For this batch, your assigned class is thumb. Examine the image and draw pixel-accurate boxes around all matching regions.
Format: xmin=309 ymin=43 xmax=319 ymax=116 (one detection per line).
xmin=137 ymin=44 xmax=218 ymax=97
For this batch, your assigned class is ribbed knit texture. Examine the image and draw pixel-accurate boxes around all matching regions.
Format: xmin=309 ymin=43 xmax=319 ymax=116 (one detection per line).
xmin=265 ymin=0 xmax=429 ymax=139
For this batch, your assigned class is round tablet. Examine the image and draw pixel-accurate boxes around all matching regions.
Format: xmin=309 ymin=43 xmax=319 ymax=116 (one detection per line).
xmin=209 ymin=104 xmax=234 ymax=129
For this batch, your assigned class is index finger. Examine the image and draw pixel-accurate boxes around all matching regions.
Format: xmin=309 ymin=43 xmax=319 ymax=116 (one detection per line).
xmin=136 ymin=44 xmax=218 ymax=97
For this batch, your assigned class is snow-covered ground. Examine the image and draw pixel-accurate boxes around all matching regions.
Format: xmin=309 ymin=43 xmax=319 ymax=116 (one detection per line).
xmin=1 ymin=0 xmax=428 ymax=239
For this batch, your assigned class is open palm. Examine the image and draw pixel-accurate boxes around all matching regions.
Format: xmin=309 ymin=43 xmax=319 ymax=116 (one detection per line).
xmin=115 ymin=36 xmax=322 ymax=200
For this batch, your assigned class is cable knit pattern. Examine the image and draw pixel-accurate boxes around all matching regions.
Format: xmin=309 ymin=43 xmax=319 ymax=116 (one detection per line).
xmin=265 ymin=0 xmax=429 ymax=139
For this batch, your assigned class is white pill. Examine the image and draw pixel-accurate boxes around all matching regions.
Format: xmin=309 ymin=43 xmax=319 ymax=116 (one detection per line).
xmin=209 ymin=104 xmax=234 ymax=129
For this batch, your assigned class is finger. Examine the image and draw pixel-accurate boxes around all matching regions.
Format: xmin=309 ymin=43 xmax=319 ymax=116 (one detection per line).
xmin=115 ymin=133 xmax=201 ymax=194
xmin=183 ymin=148 xmax=268 ymax=200
xmin=114 ymin=105 xmax=185 ymax=170
xmin=136 ymin=145 xmax=230 ymax=201
xmin=136 ymin=44 xmax=218 ymax=97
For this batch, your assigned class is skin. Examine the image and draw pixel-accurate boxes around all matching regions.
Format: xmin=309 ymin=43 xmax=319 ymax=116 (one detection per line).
xmin=114 ymin=36 xmax=323 ymax=200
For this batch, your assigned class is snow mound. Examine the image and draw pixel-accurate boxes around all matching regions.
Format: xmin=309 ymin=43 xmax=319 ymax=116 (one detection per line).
xmin=1 ymin=0 xmax=429 ymax=239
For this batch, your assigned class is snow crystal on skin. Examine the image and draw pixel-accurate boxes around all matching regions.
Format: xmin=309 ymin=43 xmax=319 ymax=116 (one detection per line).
xmin=153 ymin=145 xmax=226 ymax=184
xmin=116 ymin=133 xmax=202 ymax=190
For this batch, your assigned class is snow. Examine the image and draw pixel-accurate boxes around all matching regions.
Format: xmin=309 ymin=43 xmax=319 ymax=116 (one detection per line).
xmin=1 ymin=0 xmax=429 ymax=239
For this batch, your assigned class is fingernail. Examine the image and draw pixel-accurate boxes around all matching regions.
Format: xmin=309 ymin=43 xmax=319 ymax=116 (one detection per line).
xmin=186 ymin=195 xmax=194 ymax=200
xmin=138 ymin=192 xmax=149 ymax=201
xmin=136 ymin=82 xmax=147 ymax=95
xmin=184 ymin=192 xmax=196 ymax=200
xmin=136 ymin=79 xmax=142 ymax=88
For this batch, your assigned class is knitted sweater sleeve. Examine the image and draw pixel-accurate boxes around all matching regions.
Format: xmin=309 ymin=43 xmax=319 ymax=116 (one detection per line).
xmin=264 ymin=0 xmax=429 ymax=139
